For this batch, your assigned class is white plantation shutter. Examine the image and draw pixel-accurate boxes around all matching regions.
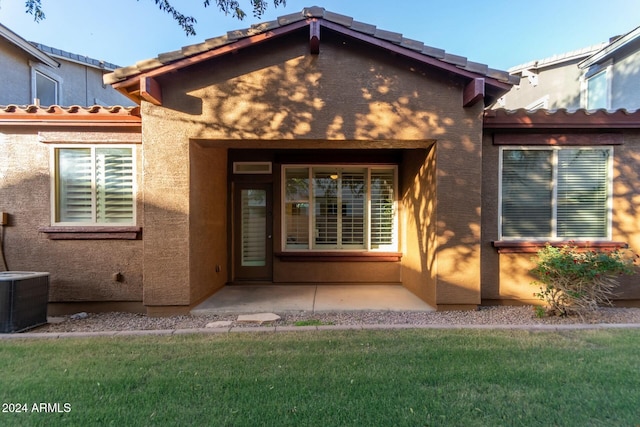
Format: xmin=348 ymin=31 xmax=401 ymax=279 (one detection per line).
xmin=501 ymin=147 xmax=610 ymax=239
xmin=341 ymin=171 xmax=365 ymax=247
xmin=557 ymin=149 xmax=609 ymax=238
xmin=57 ymin=148 xmax=93 ymax=222
xmin=370 ymin=169 xmax=395 ymax=248
xmin=96 ymin=148 xmax=134 ymax=223
xmin=241 ymin=189 xmax=266 ymax=266
xmin=55 ymin=147 xmax=134 ymax=225
xmin=313 ymin=171 xmax=339 ymax=247
xmin=284 ymin=166 xmax=396 ymax=251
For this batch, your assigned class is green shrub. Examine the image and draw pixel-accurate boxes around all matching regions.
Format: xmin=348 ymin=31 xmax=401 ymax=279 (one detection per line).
xmin=531 ymin=244 xmax=637 ymax=317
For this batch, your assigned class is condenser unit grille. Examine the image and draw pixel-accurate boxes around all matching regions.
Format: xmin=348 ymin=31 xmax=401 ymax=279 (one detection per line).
xmin=0 ymin=272 xmax=49 ymax=333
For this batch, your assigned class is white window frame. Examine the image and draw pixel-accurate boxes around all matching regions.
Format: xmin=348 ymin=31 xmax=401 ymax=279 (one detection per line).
xmin=498 ymin=146 xmax=613 ymax=241
xmin=50 ymin=144 xmax=137 ymax=226
xmin=281 ymin=165 xmax=398 ymax=252
xmin=582 ymin=61 xmax=612 ymax=110
xmin=30 ymin=61 xmax=63 ymax=106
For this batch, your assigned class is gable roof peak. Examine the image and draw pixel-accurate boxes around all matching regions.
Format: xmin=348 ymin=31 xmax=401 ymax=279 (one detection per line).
xmin=104 ymin=6 xmax=518 ymax=102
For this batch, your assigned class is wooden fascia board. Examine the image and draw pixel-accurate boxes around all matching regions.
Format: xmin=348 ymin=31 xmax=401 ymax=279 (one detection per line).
xmin=493 ymin=133 xmax=623 ymax=145
xmin=484 ymin=114 xmax=640 ymax=129
xmin=111 ymin=20 xmax=310 ymax=91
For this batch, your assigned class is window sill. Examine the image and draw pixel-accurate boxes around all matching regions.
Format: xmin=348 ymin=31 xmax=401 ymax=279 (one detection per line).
xmin=276 ymin=251 xmax=402 ymax=262
xmin=492 ymin=240 xmax=627 ymax=254
xmin=39 ymin=226 xmax=141 ymax=240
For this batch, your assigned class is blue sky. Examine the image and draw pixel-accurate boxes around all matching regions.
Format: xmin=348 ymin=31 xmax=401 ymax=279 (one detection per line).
xmin=0 ymin=0 xmax=638 ymax=70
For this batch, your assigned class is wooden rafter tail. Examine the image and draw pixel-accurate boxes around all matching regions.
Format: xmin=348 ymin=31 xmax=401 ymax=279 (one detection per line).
xmin=310 ymin=19 xmax=320 ymax=54
xmin=463 ymin=78 xmax=485 ymax=107
xmin=140 ymin=77 xmax=162 ymax=106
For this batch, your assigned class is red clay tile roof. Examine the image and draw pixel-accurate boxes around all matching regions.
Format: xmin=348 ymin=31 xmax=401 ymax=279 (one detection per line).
xmin=0 ymin=105 xmax=141 ymax=127
xmin=484 ymin=108 xmax=640 ymax=129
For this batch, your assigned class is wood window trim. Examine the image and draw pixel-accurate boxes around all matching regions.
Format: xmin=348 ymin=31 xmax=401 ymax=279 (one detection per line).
xmin=276 ymin=251 xmax=402 ymax=262
xmin=492 ymin=240 xmax=627 ymax=254
xmin=493 ymin=133 xmax=623 ymax=146
xmin=39 ymin=226 xmax=141 ymax=240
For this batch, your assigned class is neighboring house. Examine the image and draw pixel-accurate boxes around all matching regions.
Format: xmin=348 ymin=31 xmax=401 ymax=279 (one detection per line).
xmin=0 ymin=22 xmax=134 ymax=107
xmin=0 ymin=7 xmax=638 ymax=315
xmin=497 ymin=25 xmax=640 ymax=111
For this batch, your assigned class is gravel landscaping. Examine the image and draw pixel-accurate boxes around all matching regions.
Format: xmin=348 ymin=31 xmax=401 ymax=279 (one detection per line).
xmin=26 ymin=305 xmax=640 ymax=333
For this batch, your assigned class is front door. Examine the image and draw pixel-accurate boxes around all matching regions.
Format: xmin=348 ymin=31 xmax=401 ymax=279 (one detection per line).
xmin=233 ymin=183 xmax=273 ymax=281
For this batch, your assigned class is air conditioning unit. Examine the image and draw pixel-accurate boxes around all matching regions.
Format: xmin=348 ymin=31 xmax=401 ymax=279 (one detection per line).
xmin=0 ymin=272 xmax=49 ymax=333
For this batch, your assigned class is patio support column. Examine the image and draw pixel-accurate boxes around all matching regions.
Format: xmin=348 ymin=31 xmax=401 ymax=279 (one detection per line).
xmin=433 ymin=104 xmax=484 ymax=310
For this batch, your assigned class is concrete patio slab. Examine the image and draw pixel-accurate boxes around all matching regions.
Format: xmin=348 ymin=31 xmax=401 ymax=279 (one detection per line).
xmin=191 ymin=284 xmax=434 ymax=315
xmin=191 ymin=285 xmax=316 ymax=315
xmin=314 ymin=285 xmax=434 ymax=312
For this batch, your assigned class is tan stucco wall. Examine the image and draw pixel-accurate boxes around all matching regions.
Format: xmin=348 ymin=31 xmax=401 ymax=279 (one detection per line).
xmin=0 ymin=128 xmax=143 ymax=306
xmin=431 ymin=108 xmax=484 ymax=309
xmin=141 ymin=106 xmax=191 ymax=307
xmin=142 ymin=31 xmax=485 ymax=309
xmin=611 ymin=132 xmax=640 ymax=299
xmin=272 ymin=259 xmax=401 ymax=283
xmin=401 ymin=147 xmax=437 ymax=305
xmin=481 ymin=131 xmax=640 ymax=303
xmin=189 ymin=143 xmax=228 ymax=303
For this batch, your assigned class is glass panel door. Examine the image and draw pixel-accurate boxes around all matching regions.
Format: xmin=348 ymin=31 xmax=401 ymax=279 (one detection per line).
xmin=233 ymin=183 xmax=272 ymax=281
xmin=241 ymin=189 xmax=267 ymax=267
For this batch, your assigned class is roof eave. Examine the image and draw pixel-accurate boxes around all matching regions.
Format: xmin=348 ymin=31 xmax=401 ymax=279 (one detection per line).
xmin=579 ymin=26 xmax=640 ymax=69
xmin=0 ymin=23 xmax=59 ymax=68
xmin=109 ymin=19 xmax=311 ymax=103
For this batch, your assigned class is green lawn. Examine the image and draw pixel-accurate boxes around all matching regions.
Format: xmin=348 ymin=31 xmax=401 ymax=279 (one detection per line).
xmin=1 ymin=329 xmax=639 ymax=426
